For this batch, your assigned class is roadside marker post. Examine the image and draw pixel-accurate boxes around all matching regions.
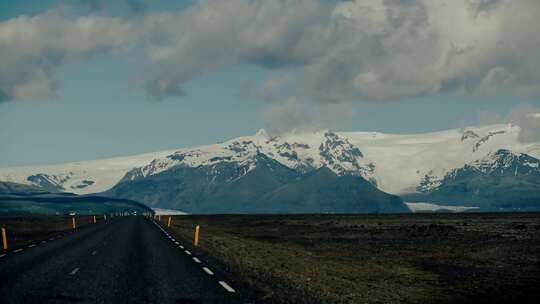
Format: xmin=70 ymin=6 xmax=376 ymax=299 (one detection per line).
xmin=72 ymin=217 xmax=76 ymax=230
xmin=167 ymin=217 xmax=172 ymax=228
xmin=194 ymin=225 xmax=200 ymax=247
xmin=158 ymin=215 xmax=161 ymax=222
xmin=1 ymin=227 xmax=7 ymax=250
xmin=93 ymin=215 xmax=96 ymax=224
xmin=104 ymin=214 xmax=107 ymax=221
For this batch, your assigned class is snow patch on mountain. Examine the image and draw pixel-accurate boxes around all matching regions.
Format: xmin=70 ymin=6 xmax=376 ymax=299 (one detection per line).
xmin=0 ymin=150 xmax=176 ymax=194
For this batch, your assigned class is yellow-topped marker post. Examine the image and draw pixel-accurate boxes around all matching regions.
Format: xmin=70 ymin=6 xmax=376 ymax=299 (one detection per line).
xmin=1 ymin=227 xmax=7 ymax=250
xmin=194 ymin=225 xmax=200 ymax=247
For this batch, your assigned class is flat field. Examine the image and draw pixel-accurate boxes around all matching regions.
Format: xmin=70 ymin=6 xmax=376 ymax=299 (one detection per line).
xmin=0 ymin=215 xmax=98 ymax=250
xmin=161 ymin=213 xmax=540 ymax=304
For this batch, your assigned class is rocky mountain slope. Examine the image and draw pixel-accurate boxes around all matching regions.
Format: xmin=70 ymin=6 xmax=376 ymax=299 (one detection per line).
xmin=106 ymin=153 xmax=407 ymax=213
xmin=406 ymin=149 xmax=540 ymax=211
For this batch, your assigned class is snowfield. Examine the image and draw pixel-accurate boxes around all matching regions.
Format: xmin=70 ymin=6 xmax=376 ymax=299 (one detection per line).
xmin=405 ymin=202 xmax=480 ymax=213
xmin=153 ymin=208 xmax=188 ymax=215
xmin=1 ymin=123 xmax=539 ymax=196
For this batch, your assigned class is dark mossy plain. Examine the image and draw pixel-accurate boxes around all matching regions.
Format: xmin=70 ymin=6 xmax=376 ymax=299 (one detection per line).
xmin=162 ymin=213 xmax=540 ymax=304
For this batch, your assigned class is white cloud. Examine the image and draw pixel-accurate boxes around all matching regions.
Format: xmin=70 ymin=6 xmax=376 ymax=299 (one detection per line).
xmin=262 ymin=96 xmax=354 ymax=136
xmin=0 ymin=0 xmax=539 ymax=103
xmin=0 ymin=10 xmax=134 ymax=101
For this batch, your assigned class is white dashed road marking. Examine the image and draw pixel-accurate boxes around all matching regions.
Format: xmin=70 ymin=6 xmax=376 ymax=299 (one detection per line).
xmin=69 ymin=268 xmax=80 ymax=275
xmin=40 ymin=241 xmax=46 ymax=244
xmin=151 ymin=220 xmax=240 ymax=294
xmin=203 ymin=267 xmax=214 ymax=275
xmin=28 ymin=244 xmax=36 ymax=248
xmin=92 ymin=251 xmax=97 ymax=256
xmin=219 ymin=281 xmax=236 ymax=293
xmin=13 ymin=249 xmax=23 ymax=253
xmin=0 ymin=254 xmax=6 ymax=258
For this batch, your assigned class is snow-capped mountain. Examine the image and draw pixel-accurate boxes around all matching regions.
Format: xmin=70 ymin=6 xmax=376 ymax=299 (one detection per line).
xmin=1 ymin=123 xmax=539 ymax=198
xmin=122 ymin=130 xmax=376 ymax=185
xmin=407 ymin=149 xmax=540 ymax=211
xmin=445 ymin=149 xmax=540 ymax=181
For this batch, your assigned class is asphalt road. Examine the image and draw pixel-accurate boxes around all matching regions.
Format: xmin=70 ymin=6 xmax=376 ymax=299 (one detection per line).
xmin=0 ymin=216 xmax=249 ymax=304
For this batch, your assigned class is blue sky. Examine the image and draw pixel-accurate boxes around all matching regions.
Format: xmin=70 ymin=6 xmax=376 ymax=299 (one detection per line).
xmin=0 ymin=0 xmax=539 ymax=167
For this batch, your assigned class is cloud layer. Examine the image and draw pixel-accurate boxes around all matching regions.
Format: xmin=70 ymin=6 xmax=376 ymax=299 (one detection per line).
xmin=1 ymin=0 xmax=539 ymax=103
xmin=509 ymin=104 xmax=540 ymax=143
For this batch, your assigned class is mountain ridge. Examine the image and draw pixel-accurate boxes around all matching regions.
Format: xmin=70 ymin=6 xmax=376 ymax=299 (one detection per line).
xmin=406 ymin=149 xmax=540 ymax=211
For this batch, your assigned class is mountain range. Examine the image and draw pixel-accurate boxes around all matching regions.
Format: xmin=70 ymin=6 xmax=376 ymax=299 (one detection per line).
xmin=1 ymin=122 xmax=540 ymax=213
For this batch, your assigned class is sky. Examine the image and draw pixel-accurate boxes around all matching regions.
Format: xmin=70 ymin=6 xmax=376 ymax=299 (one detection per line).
xmin=1 ymin=0 xmax=539 ymax=167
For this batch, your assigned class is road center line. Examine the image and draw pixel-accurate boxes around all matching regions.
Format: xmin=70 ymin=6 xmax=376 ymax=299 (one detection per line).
xmin=179 ymin=245 xmax=184 ymax=249
xmin=203 ymin=267 xmax=214 ymax=275
xmin=184 ymin=250 xmax=191 ymax=255
xmin=174 ymin=241 xmax=179 ymax=245
xmin=192 ymin=257 xmax=201 ymax=263
xmin=69 ymin=268 xmax=80 ymax=275
xmin=218 ymin=281 xmax=236 ymax=293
